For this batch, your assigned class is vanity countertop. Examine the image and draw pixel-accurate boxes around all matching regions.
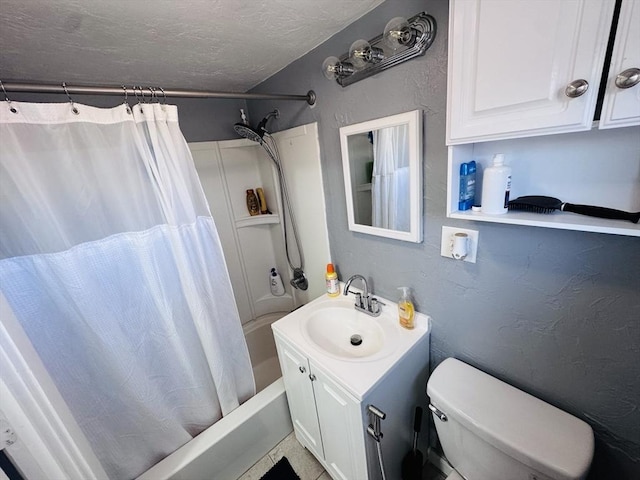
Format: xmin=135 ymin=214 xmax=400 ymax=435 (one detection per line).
xmin=272 ymin=291 xmax=431 ymax=400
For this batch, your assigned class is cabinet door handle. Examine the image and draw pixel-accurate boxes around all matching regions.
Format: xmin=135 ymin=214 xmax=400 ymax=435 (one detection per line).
xmin=298 ymin=366 xmax=306 ymax=374
xmin=565 ymin=79 xmax=589 ymax=98
xmin=309 ymin=373 xmax=316 ymax=381
xmin=615 ymin=68 xmax=640 ymax=89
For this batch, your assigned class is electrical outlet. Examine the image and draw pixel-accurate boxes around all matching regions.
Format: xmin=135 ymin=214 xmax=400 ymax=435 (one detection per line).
xmin=440 ymin=226 xmax=479 ymax=263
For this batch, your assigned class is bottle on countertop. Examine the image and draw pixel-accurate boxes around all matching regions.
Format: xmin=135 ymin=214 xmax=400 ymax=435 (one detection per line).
xmin=325 ymin=263 xmax=339 ymax=297
xmin=398 ymin=287 xmax=415 ymax=330
xmin=270 ymin=268 xmax=285 ymax=296
xmin=480 ymin=154 xmax=511 ymax=215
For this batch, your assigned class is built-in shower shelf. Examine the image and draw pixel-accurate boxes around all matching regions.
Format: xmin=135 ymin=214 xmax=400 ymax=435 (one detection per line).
xmin=235 ymin=214 xmax=281 ymax=228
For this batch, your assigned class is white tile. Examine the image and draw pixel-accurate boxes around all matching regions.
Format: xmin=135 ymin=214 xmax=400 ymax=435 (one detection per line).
xmin=268 ymin=432 xmax=324 ymax=480
xmin=237 ymin=455 xmax=274 ymax=480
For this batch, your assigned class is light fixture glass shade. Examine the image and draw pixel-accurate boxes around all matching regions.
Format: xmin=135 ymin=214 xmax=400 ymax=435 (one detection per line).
xmin=349 ymin=39 xmax=372 ymax=68
xmin=383 ymin=16 xmax=413 ymax=50
xmin=322 ymin=56 xmax=341 ymax=80
xmin=322 ymin=56 xmax=355 ymax=80
xmin=349 ymin=39 xmax=385 ymax=69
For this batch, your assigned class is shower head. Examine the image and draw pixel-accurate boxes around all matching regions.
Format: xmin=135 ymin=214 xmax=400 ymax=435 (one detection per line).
xmin=233 ymin=123 xmax=264 ymax=143
xmin=234 ymin=109 xmax=280 ymax=143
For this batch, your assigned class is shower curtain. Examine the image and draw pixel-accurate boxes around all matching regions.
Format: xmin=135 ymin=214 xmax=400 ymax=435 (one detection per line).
xmin=0 ymin=101 xmax=255 ymax=479
xmin=371 ymin=124 xmax=410 ymax=231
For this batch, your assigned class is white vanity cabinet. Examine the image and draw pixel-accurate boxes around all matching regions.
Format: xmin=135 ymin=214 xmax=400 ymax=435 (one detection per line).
xmin=272 ymin=293 xmax=431 ymax=480
xmin=446 ymin=0 xmax=632 ymax=144
xmin=275 ymin=335 xmax=368 ymax=480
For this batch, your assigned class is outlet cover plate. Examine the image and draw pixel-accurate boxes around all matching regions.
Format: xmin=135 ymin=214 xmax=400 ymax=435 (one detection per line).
xmin=441 ymin=226 xmax=479 ymax=263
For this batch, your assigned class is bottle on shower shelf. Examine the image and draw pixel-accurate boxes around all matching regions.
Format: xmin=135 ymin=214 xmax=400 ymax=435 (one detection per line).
xmin=246 ymin=189 xmax=259 ymax=216
xmin=270 ymin=268 xmax=285 ymax=296
xmin=256 ymin=187 xmax=270 ymax=214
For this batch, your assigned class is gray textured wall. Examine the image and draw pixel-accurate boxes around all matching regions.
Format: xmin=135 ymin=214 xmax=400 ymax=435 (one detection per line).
xmin=247 ymin=0 xmax=640 ymax=477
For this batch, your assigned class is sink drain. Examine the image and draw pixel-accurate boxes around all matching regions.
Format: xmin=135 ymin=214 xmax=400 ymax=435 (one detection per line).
xmin=350 ymin=334 xmax=363 ymax=346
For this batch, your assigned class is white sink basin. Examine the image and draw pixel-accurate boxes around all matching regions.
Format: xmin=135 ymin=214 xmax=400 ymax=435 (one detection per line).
xmin=273 ymin=292 xmax=431 ymax=398
xmin=301 ymin=304 xmax=399 ymax=360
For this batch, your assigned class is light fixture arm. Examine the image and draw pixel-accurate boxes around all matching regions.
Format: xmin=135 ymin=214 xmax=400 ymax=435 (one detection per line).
xmin=326 ymin=12 xmax=437 ymax=87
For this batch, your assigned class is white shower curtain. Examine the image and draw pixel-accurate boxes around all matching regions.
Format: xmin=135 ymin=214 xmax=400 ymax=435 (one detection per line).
xmin=0 ymin=101 xmax=255 ymax=479
xmin=371 ymin=124 xmax=410 ymax=231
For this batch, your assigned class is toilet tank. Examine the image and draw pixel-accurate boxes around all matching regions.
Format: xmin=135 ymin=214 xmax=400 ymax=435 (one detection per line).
xmin=427 ymin=358 xmax=594 ymax=480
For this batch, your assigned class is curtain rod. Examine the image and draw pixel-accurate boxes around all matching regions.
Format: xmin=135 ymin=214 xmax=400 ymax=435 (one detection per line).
xmin=1 ymin=82 xmax=317 ymax=105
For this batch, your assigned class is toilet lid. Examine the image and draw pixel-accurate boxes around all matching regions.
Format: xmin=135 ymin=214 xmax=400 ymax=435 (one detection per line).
xmin=427 ymin=358 xmax=594 ymax=480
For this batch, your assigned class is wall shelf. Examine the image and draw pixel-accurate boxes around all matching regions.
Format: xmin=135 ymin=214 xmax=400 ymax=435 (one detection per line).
xmin=235 ymin=214 xmax=281 ymax=229
xmin=449 ymin=209 xmax=639 ymax=237
xmin=446 ymin=127 xmax=640 ymax=237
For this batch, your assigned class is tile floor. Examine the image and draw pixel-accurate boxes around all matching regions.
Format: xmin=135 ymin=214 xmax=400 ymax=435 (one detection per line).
xmin=237 ymin=432 xmax=446 ymax=480
xmin=237 ymin=432 xmax=328 ymax=480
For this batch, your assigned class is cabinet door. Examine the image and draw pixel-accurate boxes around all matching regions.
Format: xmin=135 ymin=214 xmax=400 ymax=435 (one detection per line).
xmin=447 ymin=0 xmax=616 ymax=144
xmin=600 ymin=0 xmax=640 ymax=129
xmin=311 ymin=364 xmax=367 ymax=480
xmin=275 ymin=340 xmax=324 ymax=459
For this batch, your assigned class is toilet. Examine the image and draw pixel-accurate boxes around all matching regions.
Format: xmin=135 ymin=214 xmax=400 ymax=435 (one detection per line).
xmin=426 ymin=358 xmax=594 ymax=480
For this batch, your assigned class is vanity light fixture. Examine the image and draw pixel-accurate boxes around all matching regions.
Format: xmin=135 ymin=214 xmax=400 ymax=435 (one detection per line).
xmin=322 ymin=12 xmax=437 ymax=87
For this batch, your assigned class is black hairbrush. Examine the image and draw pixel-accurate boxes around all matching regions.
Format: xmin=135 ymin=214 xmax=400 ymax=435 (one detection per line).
xmin=507 ymin=195 xmax=640 ymax=224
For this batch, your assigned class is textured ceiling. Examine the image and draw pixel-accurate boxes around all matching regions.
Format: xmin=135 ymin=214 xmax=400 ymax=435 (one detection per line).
xmin=0 ymin=0 xmax=385 ymax=92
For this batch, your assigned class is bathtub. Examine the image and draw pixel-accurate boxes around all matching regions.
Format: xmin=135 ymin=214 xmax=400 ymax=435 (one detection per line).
xmin=137 ymin=312 xmax=292 ymax=480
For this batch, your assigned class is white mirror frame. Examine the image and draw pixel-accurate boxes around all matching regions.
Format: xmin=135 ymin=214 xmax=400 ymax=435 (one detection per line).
xmin=340 ymin=109 xmax=423 ymax=243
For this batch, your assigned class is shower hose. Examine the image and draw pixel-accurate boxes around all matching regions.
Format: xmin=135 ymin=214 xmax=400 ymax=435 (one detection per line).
xmin=376 ymin=440 xmax=387 ymax=480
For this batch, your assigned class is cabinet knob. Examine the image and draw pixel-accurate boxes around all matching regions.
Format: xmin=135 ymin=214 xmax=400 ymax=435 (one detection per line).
xmin=565 ymin=79 xmax=589 ymax=98
xmin=615 ymin=68 xmax=640 ymax=89
xmin=298 ymin=366 xmax=306 ymax=374
xmin=309 ymin=373 xmax=317 ymax=381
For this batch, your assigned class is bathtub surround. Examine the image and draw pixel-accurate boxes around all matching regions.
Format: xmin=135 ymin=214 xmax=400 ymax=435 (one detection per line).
xmin=247 ymin=0 xmax=640 ymax=477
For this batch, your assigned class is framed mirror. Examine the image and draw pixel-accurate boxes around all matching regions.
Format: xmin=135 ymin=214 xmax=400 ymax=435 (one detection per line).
xmin=340 ymin=109 xmax=423 ymax=242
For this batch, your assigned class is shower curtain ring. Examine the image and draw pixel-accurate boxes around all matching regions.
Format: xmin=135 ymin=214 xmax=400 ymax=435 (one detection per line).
xmin=134 ymin=86 xmax=144 ymax=113
xmin=122 ymin=85 xmax=132 ymax=114
xmin=158 ymin=86 xmax=167 ymax=110
xmin=0 ymin=80 xmax=18 ymax=114
xmin=62 ymin=82 xmax=79 ymax=115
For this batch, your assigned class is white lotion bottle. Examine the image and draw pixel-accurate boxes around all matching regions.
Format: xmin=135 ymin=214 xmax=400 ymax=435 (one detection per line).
xmin=269 ymin=268 xmax=285 ymax=296
xmin=481 ymin=153 xmax=511 ymax=214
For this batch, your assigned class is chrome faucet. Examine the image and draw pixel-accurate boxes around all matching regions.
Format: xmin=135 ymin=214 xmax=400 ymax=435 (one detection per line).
xmin=343 ymin=274 xmax=384 ymax=317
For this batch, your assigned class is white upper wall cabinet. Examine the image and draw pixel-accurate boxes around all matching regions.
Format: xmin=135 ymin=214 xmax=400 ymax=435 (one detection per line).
xmin=600 ymin=0 xmax=640 ymax=129
xmin=447 ymin=0 xmax=617 ymax=144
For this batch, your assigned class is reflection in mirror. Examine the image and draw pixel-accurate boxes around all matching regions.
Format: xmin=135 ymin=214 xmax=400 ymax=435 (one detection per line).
xmin=340 ymin=110 xmax=422 ymax=242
